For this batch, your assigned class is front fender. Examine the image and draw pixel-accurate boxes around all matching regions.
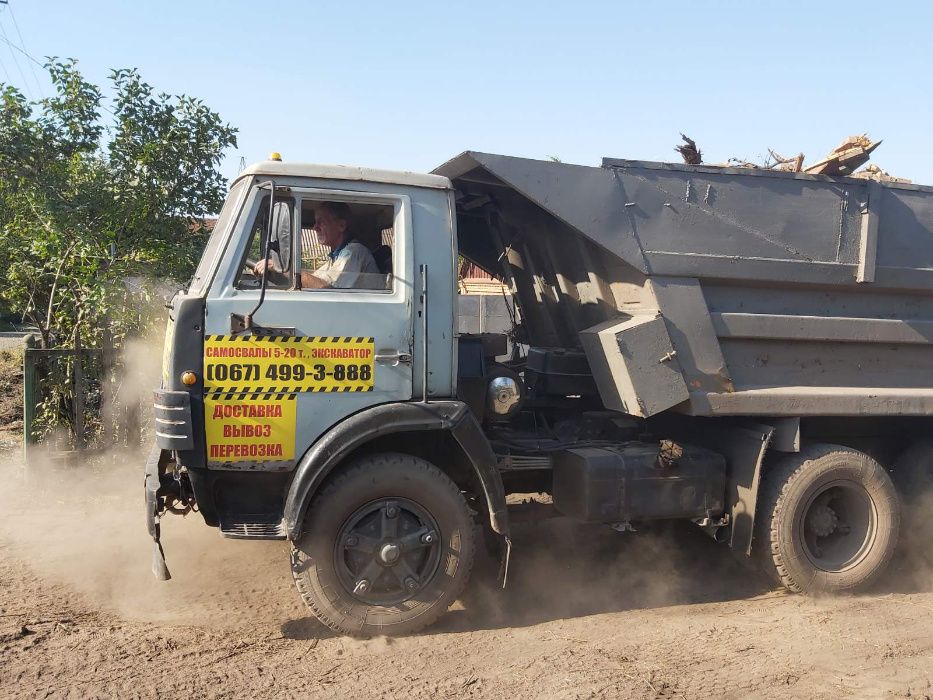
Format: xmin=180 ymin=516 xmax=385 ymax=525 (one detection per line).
xmin=283 ymin=400 xmax=508 ymax=540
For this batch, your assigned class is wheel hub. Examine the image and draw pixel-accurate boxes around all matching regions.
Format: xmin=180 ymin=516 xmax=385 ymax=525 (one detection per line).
xmin=807 ymin=503 xmax=838 ymax=537
xmin=379 ymin=542 xmax=401 ymax=564
xmin=334 ymin=498 xmax=442 ymax=606
xmin=800 ymin=480 xmax=877 ymax=572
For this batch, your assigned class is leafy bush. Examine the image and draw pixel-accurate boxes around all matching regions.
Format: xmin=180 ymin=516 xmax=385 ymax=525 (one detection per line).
xmin=0 ymin=60 xmax=237 ymax=444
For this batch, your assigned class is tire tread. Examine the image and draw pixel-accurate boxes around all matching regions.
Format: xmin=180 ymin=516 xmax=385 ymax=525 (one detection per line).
xmin=756 ymin=444 xmax=899 ymax=593
xmin=291 ymin=452 xmax=475 ymax=636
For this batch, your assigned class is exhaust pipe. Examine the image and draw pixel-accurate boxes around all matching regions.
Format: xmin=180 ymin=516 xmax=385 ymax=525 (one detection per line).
xmin=694 ymin=516 xmax=729 ymax=543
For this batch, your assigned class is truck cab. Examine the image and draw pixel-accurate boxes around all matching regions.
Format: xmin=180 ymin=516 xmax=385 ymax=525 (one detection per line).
xmin=150 ymin=158 xmax=512 ymax=634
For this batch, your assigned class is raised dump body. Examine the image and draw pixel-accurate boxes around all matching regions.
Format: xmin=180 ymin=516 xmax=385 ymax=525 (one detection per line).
xmin=436 ymin=152 xmax=933 ymax=418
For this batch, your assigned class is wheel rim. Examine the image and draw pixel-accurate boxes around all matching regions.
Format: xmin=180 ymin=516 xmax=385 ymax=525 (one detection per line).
xmin=798 ymin=479 xmax=878 ymax=572
xmin=334 ymin=498 xmax=442 ymax=606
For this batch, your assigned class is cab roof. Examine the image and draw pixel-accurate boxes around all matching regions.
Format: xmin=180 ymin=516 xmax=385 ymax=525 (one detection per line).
xmin=235 ymin=160 xmax=452 ymax=190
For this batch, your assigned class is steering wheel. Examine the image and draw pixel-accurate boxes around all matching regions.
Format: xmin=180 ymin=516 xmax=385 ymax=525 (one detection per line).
xmin=236 ymin=257 xmax=263 ymax=289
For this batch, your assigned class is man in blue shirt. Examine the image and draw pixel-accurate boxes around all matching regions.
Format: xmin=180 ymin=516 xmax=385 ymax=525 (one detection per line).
xmin=255 ymin=201 xmax=380 ymax=289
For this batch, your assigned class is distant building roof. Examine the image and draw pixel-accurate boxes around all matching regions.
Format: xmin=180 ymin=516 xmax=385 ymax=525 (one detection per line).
xmin=188 ymin=217 xmax=218 ymax=233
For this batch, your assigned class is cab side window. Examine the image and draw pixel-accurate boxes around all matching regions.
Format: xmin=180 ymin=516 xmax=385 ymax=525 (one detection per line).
xmin=299 ymin=199 xmax=395 ymax=292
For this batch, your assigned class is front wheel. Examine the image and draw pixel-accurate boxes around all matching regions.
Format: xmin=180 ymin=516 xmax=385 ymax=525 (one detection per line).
xmin=291 ymin=452 xmax=475 ymax=636
xmin=756 ymin=444 xmax=900 ymax=593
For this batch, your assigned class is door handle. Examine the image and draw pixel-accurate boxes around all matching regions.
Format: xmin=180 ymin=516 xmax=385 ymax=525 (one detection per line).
xmin=374 ymin=351 xmax=412 ymax=366
xmin=229 ymin=313 xmax=296 ymax=336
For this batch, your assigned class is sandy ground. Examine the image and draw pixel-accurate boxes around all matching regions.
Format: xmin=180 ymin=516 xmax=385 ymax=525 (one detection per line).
xmin=1 ymin=451 xmax=932 ymax=700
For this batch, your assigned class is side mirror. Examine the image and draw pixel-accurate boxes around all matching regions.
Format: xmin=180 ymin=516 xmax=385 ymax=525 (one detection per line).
xmin=268 ymin=201 xmax=292 ymax=273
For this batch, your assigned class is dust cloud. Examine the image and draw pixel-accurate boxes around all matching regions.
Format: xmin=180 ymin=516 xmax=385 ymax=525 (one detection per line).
xmin=456 ymin=516 xmax=770 ymax=633
xmin=0 ymin=323 xmax=305 ymax=632
xmin=1 ymin=320 xmax=931 ymax=637
xmin=887 ymin=490 xmax=933 ymax=594
xmin=3 ymin=323 xmax=755 ymax=639
xmin=101 ymin=334 xmax=164 ymax=444
xmin=0 ymin=452 xmax=300 ymax=630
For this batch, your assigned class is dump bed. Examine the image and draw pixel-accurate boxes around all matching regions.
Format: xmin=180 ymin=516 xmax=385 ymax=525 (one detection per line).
xmin=436 ymin=152 xmax=933 ymax=417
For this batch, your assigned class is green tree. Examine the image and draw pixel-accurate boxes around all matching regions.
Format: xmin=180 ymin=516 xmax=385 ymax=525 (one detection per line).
xmin=0 ymin=59 xmax=237 ymax=441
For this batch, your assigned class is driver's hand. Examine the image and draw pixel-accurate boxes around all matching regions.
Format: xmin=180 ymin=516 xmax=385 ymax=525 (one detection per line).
xmin=253 ymin=259 xmax=274 ymax=276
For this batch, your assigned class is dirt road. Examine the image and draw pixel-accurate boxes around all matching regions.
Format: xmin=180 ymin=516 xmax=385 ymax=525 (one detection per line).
xmin=1 ymin=454 xmax=931 ymax=699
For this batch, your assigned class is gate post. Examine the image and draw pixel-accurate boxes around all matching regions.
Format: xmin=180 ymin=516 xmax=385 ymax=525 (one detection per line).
xmin=22 ymin=334 xmax=37 ymax=466
xmin=73 ymin=332 xmax=85 ymax=448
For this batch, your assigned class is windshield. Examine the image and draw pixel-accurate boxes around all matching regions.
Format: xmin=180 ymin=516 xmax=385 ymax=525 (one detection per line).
xmin=188 ymin=178 xmax=248 ymax=295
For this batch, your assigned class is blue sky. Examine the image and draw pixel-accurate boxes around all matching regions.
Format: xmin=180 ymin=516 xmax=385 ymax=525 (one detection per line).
xmin=3 ymin=1 xmax=933 ymax=185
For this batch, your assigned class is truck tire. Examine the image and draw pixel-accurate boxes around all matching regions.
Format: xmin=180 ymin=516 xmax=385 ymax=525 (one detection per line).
xmin=290 ymin=452 xmax=475 ymax=636
xmin=755 ymin=444 xmax=899 ymax=593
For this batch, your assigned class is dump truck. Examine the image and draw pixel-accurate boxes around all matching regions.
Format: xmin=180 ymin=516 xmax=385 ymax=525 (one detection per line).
xmin=147 ymin=151 xmax=933 ymax=636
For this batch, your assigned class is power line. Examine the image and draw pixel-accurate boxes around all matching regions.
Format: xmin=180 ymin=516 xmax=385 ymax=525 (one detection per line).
xmin=0 ymin=18 xmax=40 ymax=66
xmin=0 ymin=18 xmax=30 ymax=98
xmin=0 ymin=49 xmax=11 ymax=83
xmin=0 ymin=7 xmax=117 ymax=119
xmin=8 ymin=4 xmax=43 ymax=97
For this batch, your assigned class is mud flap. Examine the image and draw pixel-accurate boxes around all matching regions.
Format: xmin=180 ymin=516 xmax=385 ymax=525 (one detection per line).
xmin=498 ymin=535 xmax=512 ymax=589
xmin=145 ymin=446 xmax=172 ymax=581
xmin=151 ymin=530 xmax=171 ymax=581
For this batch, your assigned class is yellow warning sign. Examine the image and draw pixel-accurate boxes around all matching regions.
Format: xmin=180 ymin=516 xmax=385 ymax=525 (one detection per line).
xmin=205 ymin=395 xmax=296 ymax=464
xmin=203 ymin=335 xmax=375 ymax=395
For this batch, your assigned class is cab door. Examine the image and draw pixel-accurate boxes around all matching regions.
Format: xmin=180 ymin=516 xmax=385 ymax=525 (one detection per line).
xmin=202 ymin=186 xmax=413 ymax=470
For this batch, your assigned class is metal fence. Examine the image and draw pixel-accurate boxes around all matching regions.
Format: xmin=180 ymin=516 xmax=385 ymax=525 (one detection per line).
xmin=22 ymin=335 xmax=108 ymax=450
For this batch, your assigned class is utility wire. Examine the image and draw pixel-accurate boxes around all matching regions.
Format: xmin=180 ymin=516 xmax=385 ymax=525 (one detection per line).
xmin=0 ymin=6 xmax=116 ymax=120
xmin=0 ymin=15 xmax=31 ymax=98
xmin=0 ymin=50 xmax=12 ymax=83
xmin=0 ymin=18 xmax=40 ymax=65
xmin=8 ymin=4 xmax=43 ymax=97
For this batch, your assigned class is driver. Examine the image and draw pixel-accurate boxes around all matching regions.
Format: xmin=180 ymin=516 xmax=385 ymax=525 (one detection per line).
xmin=254 ymin=201 xmax=379 ymax=289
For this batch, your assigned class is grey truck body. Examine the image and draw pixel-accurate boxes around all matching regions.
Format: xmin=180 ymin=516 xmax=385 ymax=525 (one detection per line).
xmin=147 ymin=151 xmax=930 ymax=634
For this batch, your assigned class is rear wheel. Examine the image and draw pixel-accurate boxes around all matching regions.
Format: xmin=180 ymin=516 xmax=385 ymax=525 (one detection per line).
xmin=756 ymin=444 xmax=899 ymax=593
xmin=291 ymin=452 xmax=475 ymax=636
